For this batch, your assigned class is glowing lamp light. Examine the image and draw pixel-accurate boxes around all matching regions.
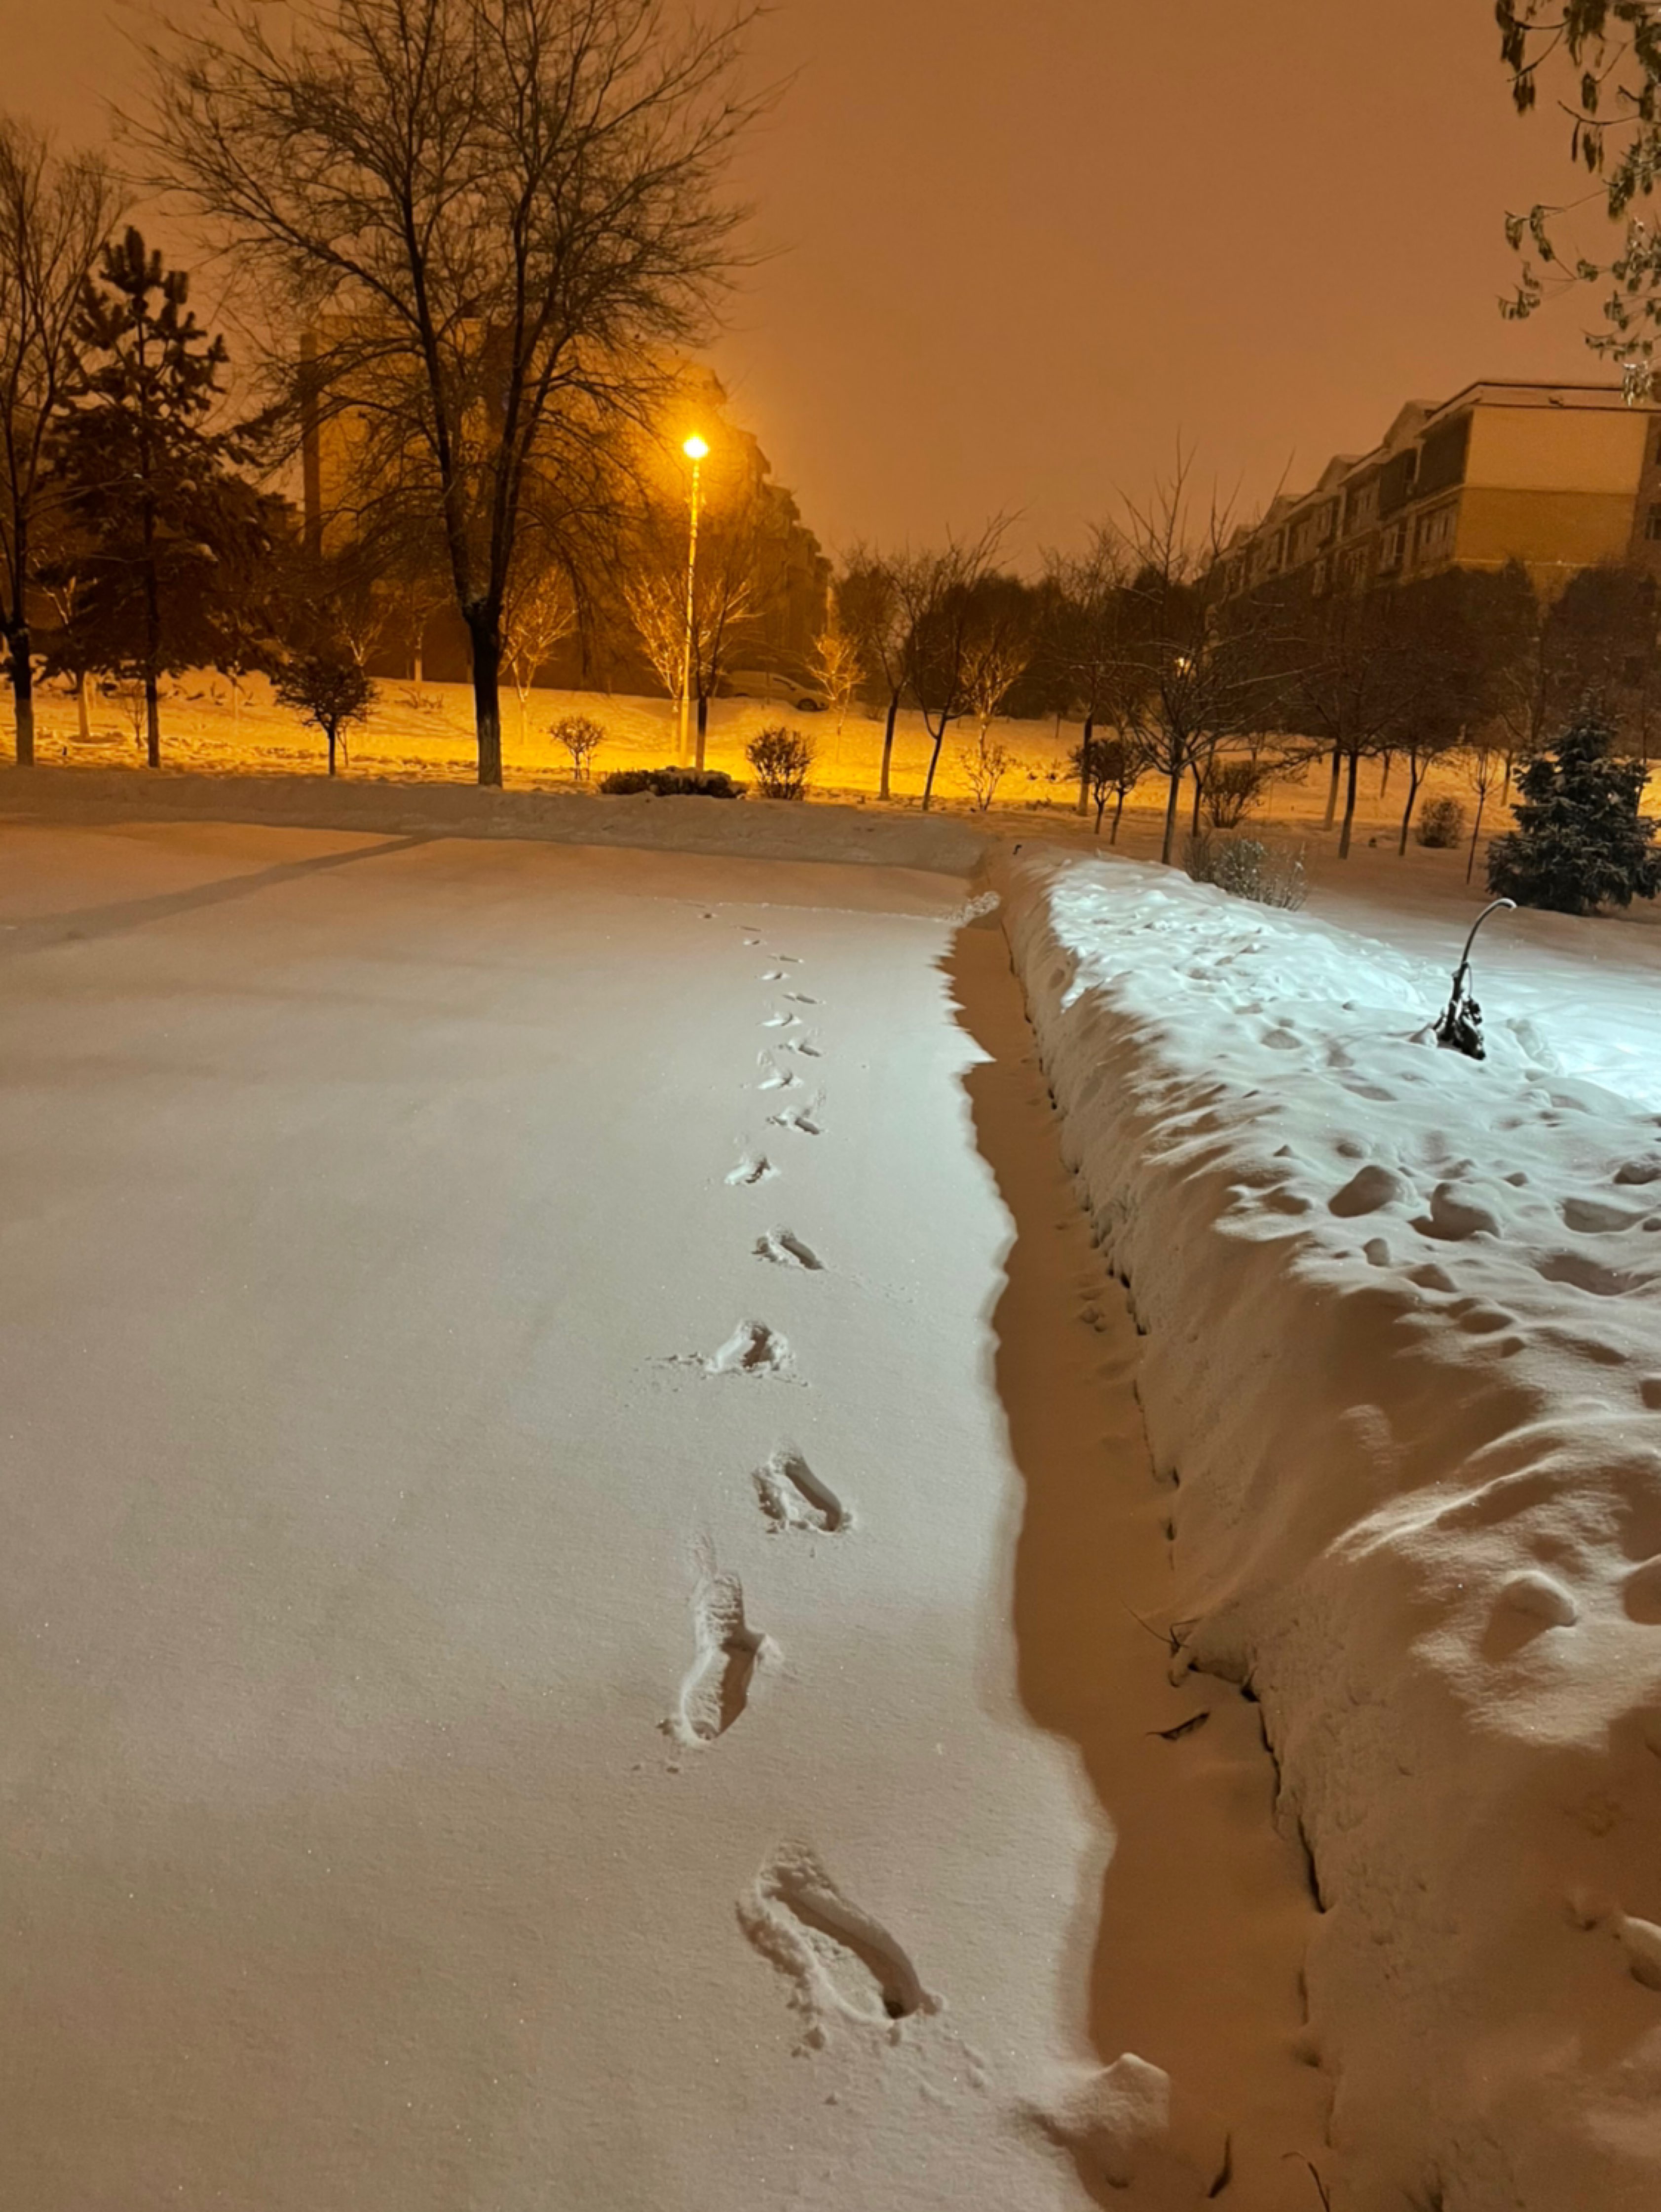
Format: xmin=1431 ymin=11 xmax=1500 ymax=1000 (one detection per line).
xmin=682 ymin=434 xmax=709 ymax=460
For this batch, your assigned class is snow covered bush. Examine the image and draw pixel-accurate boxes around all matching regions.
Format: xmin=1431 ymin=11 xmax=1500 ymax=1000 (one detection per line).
xmin=1415 ymin=794 xmax=1464 ymax=848
xmin=598 ymin=765 xmax=742 ymax=798
xmin=1183 ymin=831 xmax=1306 ymax=909
xmin=552 ymin=712 xmax=604 ymax=783
xmin=745 ymin=725 xmax=815 ymax=800
xmin=1487 ymin=707 xmax=1660 ymax=914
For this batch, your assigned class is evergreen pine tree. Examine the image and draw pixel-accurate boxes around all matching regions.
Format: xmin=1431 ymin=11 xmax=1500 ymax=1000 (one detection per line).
xmin=48 ymin=229 xmax=269 ymax=767
xmin=1486 ymin=705 xmax=1661 ymax=915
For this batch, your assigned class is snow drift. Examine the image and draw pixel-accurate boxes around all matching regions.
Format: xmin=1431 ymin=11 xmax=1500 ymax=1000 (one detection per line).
xmin=998 ymin=848 xmax=1661 ymax=2210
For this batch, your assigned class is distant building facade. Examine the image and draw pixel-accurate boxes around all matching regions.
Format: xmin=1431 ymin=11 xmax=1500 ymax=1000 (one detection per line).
xmin=1212 ymin=381 xmax=1661 ymax=604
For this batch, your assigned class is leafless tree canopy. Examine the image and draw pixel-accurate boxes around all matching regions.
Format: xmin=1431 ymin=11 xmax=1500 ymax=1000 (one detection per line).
xmin=137 ymin=0 xmax=766 ymax=784
xmin=891 ymin=523 xmax=1006 ymax=812
xmin=0 ymin=118 xmax=122 ymax=764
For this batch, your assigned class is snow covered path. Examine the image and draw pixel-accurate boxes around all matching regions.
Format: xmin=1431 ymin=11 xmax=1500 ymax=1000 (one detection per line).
xmin=0 ymin=822 xmax=1320 ymax=2211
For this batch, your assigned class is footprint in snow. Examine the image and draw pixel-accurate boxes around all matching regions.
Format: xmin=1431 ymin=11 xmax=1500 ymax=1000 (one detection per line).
xmin=669 ymin=1548 xmax=771 ymax=1745
xmin=727 ymin=1154 xmax=779 ymax=1187
xmin=769 ymin=1104 xmax=823 ymax=1138
xmin=1562 ymin=1195 xmax=1650 ymax=1234
xmin=754 ymin=1229 xmax=824 ymax=1270
xmin=702 ymin=1320 xmax=794 ymax=1376
xmin=761 ymin=1011 xmax=798 ymax=1029
xmin=738 ymin=1843 xmax=934 ymax=2032
xmin=754 ymin=1447 xmax=848 ymax=1534
xmin=784 ymin=992 xmax=818 ymax=1005
xmin=756 ymin=1054 xmax=798 ymax=1093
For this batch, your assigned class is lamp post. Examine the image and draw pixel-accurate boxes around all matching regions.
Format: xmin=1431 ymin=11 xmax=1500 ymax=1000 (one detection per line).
xmin=678 ymin=435 xmax=708 ymax=767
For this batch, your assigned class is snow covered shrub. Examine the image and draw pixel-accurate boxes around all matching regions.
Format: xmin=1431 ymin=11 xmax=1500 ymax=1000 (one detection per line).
xmin=1487 ymin=706 xmax=1660 ymax=914
xmin=959 ymin=730 xmax=1014 ymax=811
xmin=598 ymin=765 xmax=743 ymax=798
xmin=1203 ymin=758 xmax=1268 ymax=829
xmin=1415 ymin=794 xmax=1465 ymax=848
xmin=745 ymin=725 xmax=815 ymax=800
xmin=1184 ymin=832 xmax=1306 ymax=910
xmin=553 ymin=713 xmax=604 ymax=783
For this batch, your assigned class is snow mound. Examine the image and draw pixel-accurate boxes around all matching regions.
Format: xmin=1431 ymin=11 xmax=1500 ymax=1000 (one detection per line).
xmin=999 ymin=848 xmax=1661 ymax=2210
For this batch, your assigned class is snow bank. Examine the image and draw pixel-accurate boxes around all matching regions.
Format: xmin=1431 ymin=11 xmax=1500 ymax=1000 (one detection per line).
xmin=998 ymin=847 xmax=1661 ymax=2210
xmin=0 ymin=765 xmax=990 ymax=876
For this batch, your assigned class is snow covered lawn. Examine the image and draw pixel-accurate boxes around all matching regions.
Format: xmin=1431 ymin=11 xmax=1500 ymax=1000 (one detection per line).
xmin=1003 ymin=848 xmax=1661 ymax=2210
xmin=0 ymin=819 xmax=1325 ymax=2211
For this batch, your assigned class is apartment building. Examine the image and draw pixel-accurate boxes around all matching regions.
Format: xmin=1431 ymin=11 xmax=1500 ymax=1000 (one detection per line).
xmin=1213 ymin=380 xmax=1661 ymax=604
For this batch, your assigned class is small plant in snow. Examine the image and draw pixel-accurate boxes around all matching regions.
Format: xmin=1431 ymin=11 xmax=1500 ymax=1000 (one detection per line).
xmin=1185 ymin=831 xmax=1307 ymax=910
xmin=746 ymin=724 xmax=815 ymax=800
xmin=1416 ymin=794 xmax=1465 ymax=848
xmin=959 ymin=728 xmax=1014 ymax=811
xmin=553 ymin=712 xmax=604 ymax=783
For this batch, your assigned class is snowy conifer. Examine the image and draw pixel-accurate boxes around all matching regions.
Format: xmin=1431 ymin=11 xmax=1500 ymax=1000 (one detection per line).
xmin=1486 ymin=706 xmax=1661 ymax=915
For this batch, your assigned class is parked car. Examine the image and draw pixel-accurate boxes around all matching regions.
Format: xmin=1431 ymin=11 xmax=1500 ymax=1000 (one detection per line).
xmin=719 ymin=668 xmax=826 ymax=712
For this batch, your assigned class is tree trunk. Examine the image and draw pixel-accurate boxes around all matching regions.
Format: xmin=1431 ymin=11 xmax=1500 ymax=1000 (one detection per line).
xmin=1189 ymin=759 xmax=1205 ymax=837
xmin=1160 ymin=762 xmax=1183 ymax=866
xmin=468 ymin=611 xmax=504 ymax=787
xmin=695 ymin=689 xmax=710 ymax=772
xmin=141 ymin=491 xmax=163 ymax=770
xmin=1466 ymin=788 xmax=1488 ymax=884
xmin=1111 ymin=787 xmax=1127 ymax=843
xmin=879 ymin=690 xmax=899 ymax=801
xmin=1323 ymin=740 xmax=1340 ymax=829
xmin=76 ymin=673 xmax=91 ymax=743
xmin=920 ymin=722 xmax=946 ymax=811
xmin=1076 ymin=712 xmax=1094 ymax=815
xmin=1378 ymin=749 xmax=1392 ymax=798
xmin=327 ymin=724 xmax=338 ymax=776
xmin=10 ymin=625 xmax=36 ymax=766
xmin=1337 ymin=742 xmax=1361 ymax=859
xmin=1397 ymin=764 xmax=1422 ymax=855
xmin=144 ymin=670 xmax=161 ymax=770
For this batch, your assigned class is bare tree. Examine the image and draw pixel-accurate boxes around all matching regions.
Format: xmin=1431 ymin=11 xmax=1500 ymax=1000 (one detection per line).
xmin=1044 ymin=531 xmax=1132 ymax=815
xmin=958 ymin=728 xmax=1013 ymax=811
xmin=1072 ymin=730 xmax=1146 ymax=840
xmin=960 ymin=572 xmax=1034 ymax=741
xmin=142 ymin=0 xmax=766 ymax=787
xmin=625 ymin=473 xmax=784 ymax=765
xmin=807 ymin=609 xmax=861 ymax=731
xmin=0 ymin=119 xmax=120 ymax=765
xmin=837 ymin=549 xmax=907 ymax=799
xmin=1111 ymin=467 xmax=1284 ymax=865
xmin=503 ymin=549 xmax=577 ymax=744
xmin=893 ymin=525 xmax=1004 ymax=811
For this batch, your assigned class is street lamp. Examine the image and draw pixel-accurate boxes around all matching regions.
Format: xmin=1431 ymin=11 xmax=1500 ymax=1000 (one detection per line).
xmin=678 ymin=434 xmax=709 ymax=767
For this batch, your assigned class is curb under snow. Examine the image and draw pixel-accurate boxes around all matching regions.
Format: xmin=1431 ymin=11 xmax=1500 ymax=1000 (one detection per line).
xmin=0 ymin=764 xmax=993 ymax=876
xmin=996 ymin=845 xmax=1661 ymax=2210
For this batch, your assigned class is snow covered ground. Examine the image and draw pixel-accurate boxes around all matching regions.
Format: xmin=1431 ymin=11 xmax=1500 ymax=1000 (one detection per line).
xmin=0 ymin=818 xmax=1328 ymax=2211
xmin=1003 ymin=848 xmax=1661 ymax=2209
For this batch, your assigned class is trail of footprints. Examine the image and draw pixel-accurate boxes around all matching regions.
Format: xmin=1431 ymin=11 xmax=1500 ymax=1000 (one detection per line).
xmin=665 ymin=922 xmax=932 ymax=2041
